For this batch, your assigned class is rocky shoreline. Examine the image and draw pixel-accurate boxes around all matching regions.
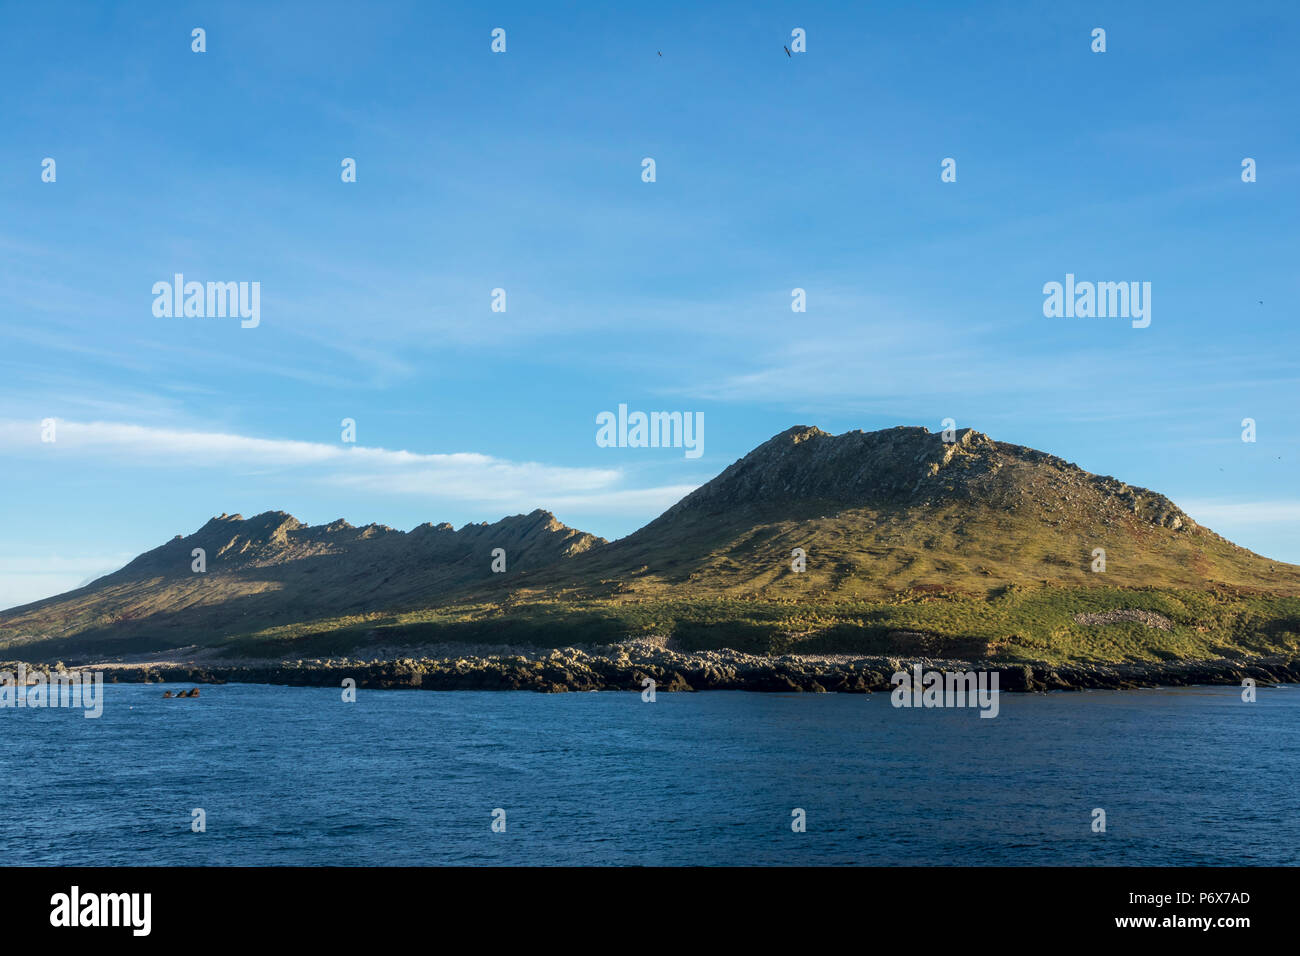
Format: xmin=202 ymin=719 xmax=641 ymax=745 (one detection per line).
xmin=13 ymin=642 xmax=1300 ymax=693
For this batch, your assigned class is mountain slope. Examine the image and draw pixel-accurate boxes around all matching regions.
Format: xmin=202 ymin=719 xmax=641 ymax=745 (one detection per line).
xmin=501 ymin=425 xmax=1299 ymax=602
xmin=4 ymin=425 xmax=1299 ymax=664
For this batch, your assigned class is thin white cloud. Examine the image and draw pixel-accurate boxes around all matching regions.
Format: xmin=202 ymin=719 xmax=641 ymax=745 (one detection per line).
xmin=1181 ymin=500 xmax=1300 ymax=525
xmin=0 ymin=418 xmax=688 ymax=512
xmin=0 ymin=554 xmax=135 ymax=612
xmin=0 ymin=575 xmax=92 ymax=612
xmin=0 ymin=554 xmax=134 ymax=575
xmin=539 ymin=484 xmax=698 ymax=515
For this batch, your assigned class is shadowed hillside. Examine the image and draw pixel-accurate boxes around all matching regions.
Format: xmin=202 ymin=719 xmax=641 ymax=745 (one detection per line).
xmin=0 ymin=509 xmax=602 ymax=658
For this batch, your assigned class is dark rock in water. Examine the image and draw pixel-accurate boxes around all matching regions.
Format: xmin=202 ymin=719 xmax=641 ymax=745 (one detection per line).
xmin=187 ymin=688 xmax=200 ymax=697
xmin=996 ymin=664 xmax=1037 ymax=692
xmin=162 ymin=690 xmax=173 ymax=698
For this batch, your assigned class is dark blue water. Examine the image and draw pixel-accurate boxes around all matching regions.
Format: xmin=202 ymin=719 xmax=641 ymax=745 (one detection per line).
xmin=2 ymin=683 xmax=1296 ymax=865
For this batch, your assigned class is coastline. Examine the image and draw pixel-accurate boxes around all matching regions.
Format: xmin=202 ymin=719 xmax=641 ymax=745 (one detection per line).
xmin=11 ymin=641 xmax=1300 ymax=693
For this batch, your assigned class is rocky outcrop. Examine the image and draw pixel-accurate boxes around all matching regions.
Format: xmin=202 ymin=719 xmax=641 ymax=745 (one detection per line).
xmin=1073 ymin=610 xmax=1174 ymax=630
xmin=641 ymin=424 xmax=1195 ymax=533
xmin=38 ymin=646 xmax=1300 ymax=694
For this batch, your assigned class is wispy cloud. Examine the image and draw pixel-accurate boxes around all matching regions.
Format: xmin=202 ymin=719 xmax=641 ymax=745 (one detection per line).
xmin=0 ymin=419 xmax=692 ymax=513
xmin=539 ymin=484 xmax=697 ymax=515
xmin=0 ymin=554 xmax=135 ymax=576
xmin=678 ymin=320 xmax=1300 ymax=429
xmin=0 ymin=554 xmax=136 ymax=612
xmin=1181 ymin=500 xmax=1300 ymax=525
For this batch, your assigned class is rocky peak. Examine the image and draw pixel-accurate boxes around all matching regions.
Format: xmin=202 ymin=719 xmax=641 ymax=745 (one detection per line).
xmin=649 ymin=424 xmax=1190 ymax=532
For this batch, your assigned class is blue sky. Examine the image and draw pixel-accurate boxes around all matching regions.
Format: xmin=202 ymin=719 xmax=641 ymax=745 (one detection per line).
xmin=2 ymin=0 xmax=1298 ymax=609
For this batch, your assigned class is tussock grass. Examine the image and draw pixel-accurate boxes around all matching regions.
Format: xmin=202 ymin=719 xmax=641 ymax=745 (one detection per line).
xmin=219 ymin=585 xmax=1300 ymax=665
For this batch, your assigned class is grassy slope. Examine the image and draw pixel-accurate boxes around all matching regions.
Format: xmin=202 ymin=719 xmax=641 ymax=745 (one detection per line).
xmin=210 ymin=587 xmax=1300 ymax=665
xmin=211 ymin=498 xmax=1300 ymax=664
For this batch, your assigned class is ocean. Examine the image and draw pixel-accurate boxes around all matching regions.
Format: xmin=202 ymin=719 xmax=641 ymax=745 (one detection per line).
xmin=3 ymin=682 xmax=1295 ymax=865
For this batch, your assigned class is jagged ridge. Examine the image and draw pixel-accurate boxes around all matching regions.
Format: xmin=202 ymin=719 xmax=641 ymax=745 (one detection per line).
xmin=115 ymin=508 xmax=602 ymax=578
xmin=0 ymin=509 xmax=603 ymax=654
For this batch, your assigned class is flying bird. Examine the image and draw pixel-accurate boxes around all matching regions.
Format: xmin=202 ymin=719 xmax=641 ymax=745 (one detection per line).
xmin=784 ymin=45 xmax=792 ymax=57
xmin=657 ymin=51 xmax=662 ymax=57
